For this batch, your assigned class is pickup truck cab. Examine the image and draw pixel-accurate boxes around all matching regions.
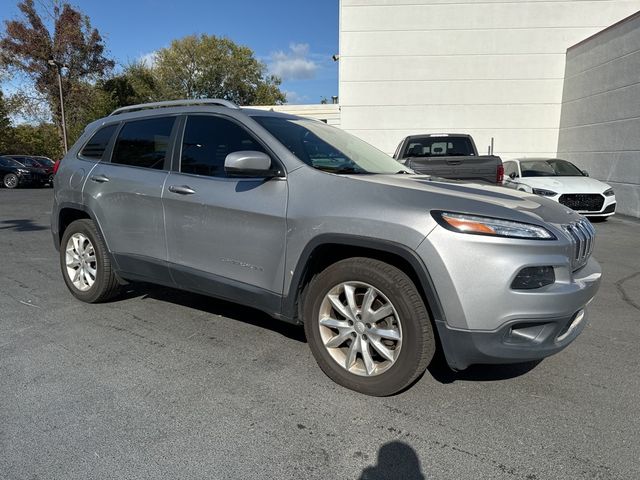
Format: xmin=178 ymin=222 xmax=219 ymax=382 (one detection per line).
xmin=394 ymin=133 xmax=503 ymax=185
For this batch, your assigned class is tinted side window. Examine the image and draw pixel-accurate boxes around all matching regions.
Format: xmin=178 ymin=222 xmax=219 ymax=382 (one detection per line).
xmin=181 ymin=115 xmax=266 ymax=177
xmin=112 ymin=117 xmax=175 ymax=169
xmin=80 ymin=124 xmax=118 ymax=160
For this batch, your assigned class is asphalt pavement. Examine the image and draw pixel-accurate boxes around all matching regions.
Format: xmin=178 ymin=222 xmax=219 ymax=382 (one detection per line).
xmin=1 ymin=188 xmax=639 ymax=479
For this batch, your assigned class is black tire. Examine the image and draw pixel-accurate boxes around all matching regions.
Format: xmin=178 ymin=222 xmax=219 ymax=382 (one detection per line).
xmin=303 ymin=257 xmax=435 ymax=396
xmin=3 ymin=173 xmax=19 ymax=189
xmin=59 ymin=219 xmax=120 ymax=303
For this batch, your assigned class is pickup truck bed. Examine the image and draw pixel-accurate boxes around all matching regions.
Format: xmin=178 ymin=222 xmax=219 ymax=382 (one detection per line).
xmin=394 ymin=134 xmax=503 ymax=185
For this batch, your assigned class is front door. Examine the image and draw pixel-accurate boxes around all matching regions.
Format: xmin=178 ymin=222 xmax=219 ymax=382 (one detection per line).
xmin=162 ymin=114 xmax=288 ymax=312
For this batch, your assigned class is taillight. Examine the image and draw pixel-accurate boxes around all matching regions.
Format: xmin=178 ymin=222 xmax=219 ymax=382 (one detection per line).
xmin=497 ymin=164 xmax=504 ymax=184
xmin=53 ymin=159 xmax=61 ymax=175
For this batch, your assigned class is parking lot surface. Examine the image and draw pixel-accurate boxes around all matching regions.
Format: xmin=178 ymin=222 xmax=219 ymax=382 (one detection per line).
xmin=1 ymin=188 xmax=639 ymax=480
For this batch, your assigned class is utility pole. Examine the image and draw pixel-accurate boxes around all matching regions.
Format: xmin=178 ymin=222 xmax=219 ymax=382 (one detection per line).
xmin=48 ymin=59 xmax=69 ymax=153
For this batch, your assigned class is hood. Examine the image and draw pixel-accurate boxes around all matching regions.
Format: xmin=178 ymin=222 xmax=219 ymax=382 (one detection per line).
xmin=345 ymin=174 xmax=581 ymax=225
xmin=520 ymin=176 xmax=610 ymax=194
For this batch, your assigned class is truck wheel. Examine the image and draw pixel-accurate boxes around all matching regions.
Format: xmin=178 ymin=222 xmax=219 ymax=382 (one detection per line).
xmin=60 ymin=219 xmax=120 ymax=303
xmin=3 ymin=173 xmax=19 ymax=189
xmin=303 ymin=257 xmax=435 ymax=396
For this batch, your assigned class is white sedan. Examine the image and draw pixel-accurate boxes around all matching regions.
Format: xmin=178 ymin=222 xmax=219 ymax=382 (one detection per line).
xmin=502 ymin=158 xmax=616 ymax=219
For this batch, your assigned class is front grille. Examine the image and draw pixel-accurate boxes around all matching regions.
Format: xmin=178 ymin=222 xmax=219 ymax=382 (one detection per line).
xmin=559 ymin=193 xmax=604 ymax=212
xmin=562 ymin=218 xmax=595 ymax=270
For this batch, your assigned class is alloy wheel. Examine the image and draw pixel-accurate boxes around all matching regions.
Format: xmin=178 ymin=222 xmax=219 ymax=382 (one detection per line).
xmin=65 ymin=233 xmax=97 ymax=291
xmin=318 ymin=281 xmax=402 ymax=377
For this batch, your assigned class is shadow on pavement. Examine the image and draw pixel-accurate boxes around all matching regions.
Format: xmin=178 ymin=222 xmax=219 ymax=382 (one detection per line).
xmin=359 ymin=441 xmax=425 ymax=480
xmin=428 ymin=350 xmax=541 ymax=384
xmin=0 ymin=219 xmax=48 ymax=232
xmin=117 ymin=282 xmax=306 ymax=343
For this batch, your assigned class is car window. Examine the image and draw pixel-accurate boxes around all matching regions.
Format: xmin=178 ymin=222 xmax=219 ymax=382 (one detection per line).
xmin=80 ymin=124 xmax=118 ymax=160
xmin=402 ymin=137 xmax=475 ymax=158
xmin=112 ymin=117 xmax=175 ymax=169
xmin=503 ymin=161 xmax=518 ymax=178
xmin=180 ymin=115 xmax=266 ymax=177
xmin=253 ymin=116 xmax=411 ymax=174
xmin=520 ymin=159 xmax=583 ymax=177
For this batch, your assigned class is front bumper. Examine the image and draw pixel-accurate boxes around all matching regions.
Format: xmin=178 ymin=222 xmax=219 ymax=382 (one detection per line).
xmin=419 ymin=223 xmax=602 ymax=370
xmin=435 ymin=308 xmax=589 ymax=370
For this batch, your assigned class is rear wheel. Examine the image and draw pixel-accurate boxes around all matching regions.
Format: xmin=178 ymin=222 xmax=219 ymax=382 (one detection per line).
xmin=303 ymin=257 xmax=435 ymax=396
xmin=3 ymin=173 xmax=19 ymax=189
xmin=60 ymin=219 xmax=120 ymax=303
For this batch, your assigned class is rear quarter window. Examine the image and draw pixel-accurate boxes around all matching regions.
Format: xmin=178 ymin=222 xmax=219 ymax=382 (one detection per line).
xmin=80 ymin=124 xmax=118 ymax=161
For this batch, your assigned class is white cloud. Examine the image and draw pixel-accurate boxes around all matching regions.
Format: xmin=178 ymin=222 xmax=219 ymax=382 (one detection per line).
xmin=138 ymin=51 xmax=157 ymax=68
xmin=269 ymin=43 xmax=318 ymax=81
xmin=284 ymin=90 xmax=307 ymax=104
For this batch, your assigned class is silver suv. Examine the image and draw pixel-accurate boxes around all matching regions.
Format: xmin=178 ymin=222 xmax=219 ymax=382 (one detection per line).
xmin=52 ymin=99 xmax=602 ymax=396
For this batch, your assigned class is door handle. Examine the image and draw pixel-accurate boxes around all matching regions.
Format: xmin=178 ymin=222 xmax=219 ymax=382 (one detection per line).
xmin=90 ymin=174 xmax=110 ymax=183
xmin=168 ymin=185 xmax=196 ymax=195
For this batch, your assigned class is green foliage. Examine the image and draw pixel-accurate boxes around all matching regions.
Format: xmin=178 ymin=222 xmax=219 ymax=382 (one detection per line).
xmin=0 ymin=0 xmax=114 ymax=149
xmin=1 ymin=6 xmax=289 ymax=156
xmin=0 ymin=90 xmax=14 ymax=153
xmin=2 ymin=122 xmax=62 ymax=159
xmin=123 ymin=35 xmax=286 ymax=106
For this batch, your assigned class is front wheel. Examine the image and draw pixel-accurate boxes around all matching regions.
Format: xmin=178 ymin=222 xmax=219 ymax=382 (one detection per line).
xmin=303 ymin=257 xmax=435 ymax=396
xmin=3 ymin=173 xmax=19 ymax=189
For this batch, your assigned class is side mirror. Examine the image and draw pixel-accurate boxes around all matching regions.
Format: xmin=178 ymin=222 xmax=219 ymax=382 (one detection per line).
xmin=509 ymin=172 xmax=517 ymax=179
xmin=224 ymin=151 xmax=278 ymax=177
xmin=581 ymin=170 xmax=589 ymax=177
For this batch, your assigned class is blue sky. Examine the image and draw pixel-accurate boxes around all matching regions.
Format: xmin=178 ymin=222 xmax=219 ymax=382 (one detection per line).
xmin=1 ymin=0 xmax=339 ymax=104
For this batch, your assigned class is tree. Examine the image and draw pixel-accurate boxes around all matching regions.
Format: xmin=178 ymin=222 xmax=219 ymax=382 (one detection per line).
xmin=10 ymin=122 xmax=62 ymax=159
xmin=100 ymin=62 xmax=165 ymax=109
xmin=0 ymin=90 xmax=14 ymax=153
xmin=152 ymin=34 xmax=286 ymax=105
xmin=0 ymin=0 xmax=114 ymax=149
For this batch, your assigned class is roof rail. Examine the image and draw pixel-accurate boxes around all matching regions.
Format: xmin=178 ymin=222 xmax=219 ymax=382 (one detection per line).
xmin=109 ymin=98 xmax=240 ymax=116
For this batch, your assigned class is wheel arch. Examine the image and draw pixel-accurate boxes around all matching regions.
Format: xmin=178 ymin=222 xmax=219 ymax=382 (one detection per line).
xmin=282 ymin=234 xmax=446 ymax=327
xmin=55 ymin=203 xmax=109 ymax=255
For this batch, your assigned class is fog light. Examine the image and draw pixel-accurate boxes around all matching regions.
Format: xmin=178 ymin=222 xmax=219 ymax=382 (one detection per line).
xmin=511 ymin=266 xmax=555 ymax=290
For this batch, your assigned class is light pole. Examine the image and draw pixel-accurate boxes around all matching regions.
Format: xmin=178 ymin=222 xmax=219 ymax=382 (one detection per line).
xmin=48 ymin=59 xmax=69 ymax=153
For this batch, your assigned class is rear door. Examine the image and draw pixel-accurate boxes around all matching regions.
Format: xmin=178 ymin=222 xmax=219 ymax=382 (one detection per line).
xmin=82 ymin=115 xmax=179 ymax=283
xmin=162 ymin=114 xmax=288 ymax=308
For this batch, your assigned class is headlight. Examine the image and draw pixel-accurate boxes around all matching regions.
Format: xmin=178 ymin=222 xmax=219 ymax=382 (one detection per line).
xmin=603 ymin=188 xmax=614 ymax=197
xmin=432 ymin=211 xmax=556 ymax=240
xmin=532 ymin=188 xmax=557 ymax=197
xmin=17 ymin=168 xmax=29 ymax=174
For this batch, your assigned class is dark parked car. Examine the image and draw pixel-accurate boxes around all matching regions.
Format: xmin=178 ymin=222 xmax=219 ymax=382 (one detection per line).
xmin=0 ymin=155 xmax=33 ymax=188
xmin=4 ymin=155 xmax=53 ymax=186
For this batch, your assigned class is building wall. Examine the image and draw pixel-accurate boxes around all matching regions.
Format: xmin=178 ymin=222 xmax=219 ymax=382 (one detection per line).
xmin=339 ymin=0 xmax=640 ymax=157
xmin=557 ymin=12 xmax=640 ymax=218
xmin=249 ymin=104 xmax=341 ymax=127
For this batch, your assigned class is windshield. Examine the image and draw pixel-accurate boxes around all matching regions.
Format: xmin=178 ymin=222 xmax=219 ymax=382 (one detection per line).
xmin=401 ymin=136 xmax=475 ymax=158
xmin=520 ymin=159 xmax=584 ymax=177
xmin=253 ymin=116 xmax=410 ymax=174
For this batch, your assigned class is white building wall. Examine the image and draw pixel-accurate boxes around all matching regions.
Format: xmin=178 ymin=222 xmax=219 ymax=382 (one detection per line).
xmin=249 ymin=104 xmax=340 ymax=127
xmin=557 ymin=12 xmax=640 ymax=218
xmin=339 ymin=0 xmax=640 ymax=157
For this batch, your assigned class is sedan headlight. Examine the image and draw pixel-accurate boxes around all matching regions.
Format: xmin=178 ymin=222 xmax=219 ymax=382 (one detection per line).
xmin=17 ymin=168 xmax=29 ymax=174
xmin=603 ymin=188 xmax=614 ymax=197
xmin=433 ymin=211 xmax=556 ymax=240
xmin=532 ymin=188 xmax=557 ymax=197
